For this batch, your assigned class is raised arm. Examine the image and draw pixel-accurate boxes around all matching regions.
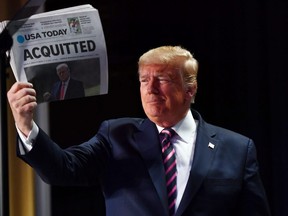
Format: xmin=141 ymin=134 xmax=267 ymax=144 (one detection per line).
xmin=7 ymin=82 xmax=37 ymax=137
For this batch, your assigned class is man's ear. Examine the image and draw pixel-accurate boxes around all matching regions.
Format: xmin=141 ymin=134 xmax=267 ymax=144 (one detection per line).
xmin=185 ymin=85 xmax=197 ymax=103
xmin=186 ymin=85 xmax=196 ymax=97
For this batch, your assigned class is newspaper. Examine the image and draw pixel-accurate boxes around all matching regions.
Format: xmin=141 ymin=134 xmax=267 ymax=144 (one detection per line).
xmin=0 ymin=4 xmax=108 ymax=103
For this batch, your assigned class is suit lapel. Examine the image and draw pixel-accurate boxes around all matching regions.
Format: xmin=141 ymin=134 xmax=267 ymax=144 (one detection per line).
xmin=134 ymin=119 xmax=169 ymax=216
xmin=176 ymin=111 xmax=219 ymax=216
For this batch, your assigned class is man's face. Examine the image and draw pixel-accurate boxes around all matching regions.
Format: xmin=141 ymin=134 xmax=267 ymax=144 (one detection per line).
xmin=57 ymin=66 xmax=70 ymax=82
xmin=139 ymin=64 xmax=193 ymax=127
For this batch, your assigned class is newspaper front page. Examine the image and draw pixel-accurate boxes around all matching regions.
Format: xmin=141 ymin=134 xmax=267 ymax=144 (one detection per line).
xmin=0 ymin=4 xmax=108 ymax=103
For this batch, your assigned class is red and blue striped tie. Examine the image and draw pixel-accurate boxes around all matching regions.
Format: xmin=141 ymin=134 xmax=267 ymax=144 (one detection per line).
xmin=160 ymin=128 xmax=177 ymax=216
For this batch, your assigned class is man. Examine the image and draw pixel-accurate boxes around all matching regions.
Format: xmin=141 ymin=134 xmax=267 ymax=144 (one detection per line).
xmin=43 ymin=63 xmax=85 ymax=101
xmin=7 ymin=46 xmax=271 ymax=216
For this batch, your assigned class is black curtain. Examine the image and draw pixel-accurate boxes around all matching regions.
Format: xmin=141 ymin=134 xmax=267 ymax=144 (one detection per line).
xmin=46 ymin=0 xmax=288 ymax=215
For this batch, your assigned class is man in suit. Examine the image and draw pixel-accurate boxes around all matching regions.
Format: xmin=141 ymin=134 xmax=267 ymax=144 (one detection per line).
xmin=43 ymin=63 xmax=85 ymax=101
xmin=7 ymin=46 xmax=271 ymax=216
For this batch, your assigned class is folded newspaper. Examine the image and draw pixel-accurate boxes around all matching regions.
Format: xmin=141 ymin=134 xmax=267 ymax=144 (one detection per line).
xmin=0 ymin=4 xmax=108 ymax=103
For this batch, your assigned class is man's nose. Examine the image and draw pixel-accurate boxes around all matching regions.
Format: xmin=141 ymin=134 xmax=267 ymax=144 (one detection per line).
xmin=147 ymin=80 xmax=159 ymax=94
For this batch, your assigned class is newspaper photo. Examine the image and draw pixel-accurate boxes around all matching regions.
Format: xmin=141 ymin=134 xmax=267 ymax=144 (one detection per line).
xmin=0 ymin=4 xmax=108 ymax=103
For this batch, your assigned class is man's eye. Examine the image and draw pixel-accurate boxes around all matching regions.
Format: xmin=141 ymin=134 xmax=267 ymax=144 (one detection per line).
xmin=140 ymin=79 xmax=148 ymax=83
xmin=159 ymin=78 xmax=170 ymax=83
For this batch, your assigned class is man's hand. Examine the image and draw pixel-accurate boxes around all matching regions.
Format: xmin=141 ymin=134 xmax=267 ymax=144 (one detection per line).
xmin=7 ymin=82 xmax=37 ymax=137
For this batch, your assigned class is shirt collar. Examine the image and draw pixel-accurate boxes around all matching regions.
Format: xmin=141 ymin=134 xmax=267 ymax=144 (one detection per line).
xmin=156 ymin=110 xmax=197 ymax=143
xmin=62 ymin=77 xmax=70 ymax=85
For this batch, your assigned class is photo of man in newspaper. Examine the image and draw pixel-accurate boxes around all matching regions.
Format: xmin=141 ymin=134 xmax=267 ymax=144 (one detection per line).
xmin=24 ymin=58 xmax=102 ymax=103
xmin=43 ymin=63 xmax=85 ymax=101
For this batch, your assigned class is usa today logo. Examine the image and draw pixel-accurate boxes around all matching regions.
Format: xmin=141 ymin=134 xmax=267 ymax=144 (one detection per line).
xmin=17 ymin=35 xmax=25 ymax=44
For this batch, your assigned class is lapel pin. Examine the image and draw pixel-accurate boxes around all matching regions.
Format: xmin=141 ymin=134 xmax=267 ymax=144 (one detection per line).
xmin=208 ymin=142 xmax=215 ymax=149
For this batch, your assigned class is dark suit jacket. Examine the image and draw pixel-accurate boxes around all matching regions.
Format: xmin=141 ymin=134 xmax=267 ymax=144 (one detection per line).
xmin=18 ymin=109 xmax=271 ymax=216
xmin=50 ymin=78 xmax=85 ymax=100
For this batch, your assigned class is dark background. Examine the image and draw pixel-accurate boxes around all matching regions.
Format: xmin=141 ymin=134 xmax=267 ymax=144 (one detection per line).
xmin=45 ymin=0 xmax=288 ymax=215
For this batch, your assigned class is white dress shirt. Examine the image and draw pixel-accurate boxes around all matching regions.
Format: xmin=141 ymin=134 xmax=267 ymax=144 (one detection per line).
xmin=156 ymin=110 xmax=198 ymax=211
xmin=17 ymin=121 xmax=38 ymax=154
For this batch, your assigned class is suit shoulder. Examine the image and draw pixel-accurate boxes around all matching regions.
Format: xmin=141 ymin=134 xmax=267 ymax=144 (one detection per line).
xmin=192 ymin=109 xmax=251 ymax=142
xmin=70 ymin=78 xmax=83 ymax=86
xmin=202 ymin=123 xmax=257 ymax=158
xmin=206 ymin=122 xmax=251 ymax=144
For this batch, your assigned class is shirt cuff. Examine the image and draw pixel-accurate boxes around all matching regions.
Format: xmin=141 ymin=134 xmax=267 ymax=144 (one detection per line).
xmin=16 ymin=121 xmax=39 ymax=153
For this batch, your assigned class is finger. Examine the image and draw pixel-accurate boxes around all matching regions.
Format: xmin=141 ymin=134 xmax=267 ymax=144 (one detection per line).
xmin=8 ymin=83 xmax=36 ymax=103
xmin=7 ymin=82 xmax=34 ymax=103
xmin=8 ymin=82 xmax=33 ymax=94
xmin=15 ymin=87 xmax=36 ymax=101
xmin=8 ymin=83 xmax=37 ymax=115
xmin=15 ymin=93 xmax=37 ymax=110
xmin=11 ymin=89 xmax=37 ymax=114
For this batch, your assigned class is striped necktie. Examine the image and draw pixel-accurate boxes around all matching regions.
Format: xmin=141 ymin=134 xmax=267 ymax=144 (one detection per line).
xmin=160 ymin=128 xmax=177 ymax=216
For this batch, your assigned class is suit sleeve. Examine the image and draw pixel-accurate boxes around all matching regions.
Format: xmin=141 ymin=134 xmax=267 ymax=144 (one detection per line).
xmin=238 ymin=139 xmax=271 ymax=216
xmin=17 ymin=124 xmax=110 ymax=186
